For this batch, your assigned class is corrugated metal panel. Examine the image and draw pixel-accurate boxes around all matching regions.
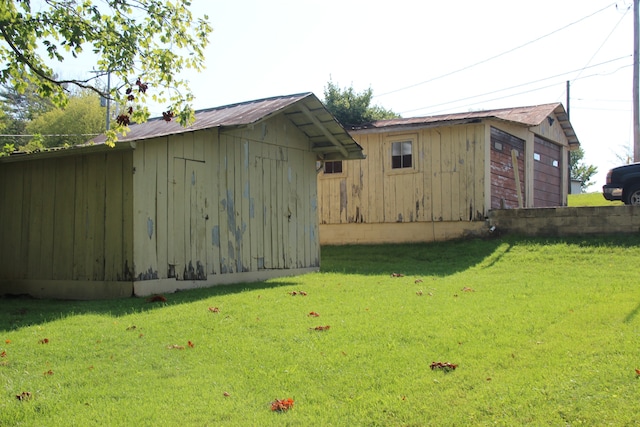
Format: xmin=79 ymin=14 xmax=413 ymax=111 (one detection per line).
xmin=91 ymin=92 xmax=364 ymax=160
xmin=351 ymin=103 xmax=579 ymax=147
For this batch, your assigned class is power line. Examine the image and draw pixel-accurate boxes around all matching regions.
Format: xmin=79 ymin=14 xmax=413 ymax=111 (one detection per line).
xmin=573 ymin=1 xmax=631 ymax=81
xmin=374 ymin=2 xmax=618 ymax=99
xmin=400 ymin=56 xmax=632 ymax=115
xmin=0 ymin=133 xmax=100 ymax=138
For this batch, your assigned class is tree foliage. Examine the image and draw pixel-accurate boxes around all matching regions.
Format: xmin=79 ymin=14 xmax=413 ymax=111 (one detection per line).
xmin=0 ymin=80 xmax=56 ymax=147
xmin=570 ymin=147 xmax=598 ymax=191
xmin=0 ymin=0 xmax=212 ymax=146
xmin=25 ymin=90 xmax=106 ymax=149
xmin=323 ymin=80 xmax=400 ymax=126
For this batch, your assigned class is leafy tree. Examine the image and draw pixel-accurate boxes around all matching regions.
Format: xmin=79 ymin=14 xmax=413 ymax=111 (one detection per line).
xmin=24 ymin=90 xmax=106 ymax=148
xmin=0 ymin=80 xmax=56 ymax=147
xmin=0 ymin=0 xmax=212 ymax=146
xmin=570 ymin=147 xmax=598 ymax=191
xmin=323 ymin=80 xmax=400 ymax=126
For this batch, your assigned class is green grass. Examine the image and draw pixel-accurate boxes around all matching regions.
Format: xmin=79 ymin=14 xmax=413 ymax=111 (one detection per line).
xmin=2 ymin=235 xmax=640 ymax=426
xmin=568 ymin=191 xmax=623 ymax=206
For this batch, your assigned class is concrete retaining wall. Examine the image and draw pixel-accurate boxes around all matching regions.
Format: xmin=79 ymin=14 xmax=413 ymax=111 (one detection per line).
xmin=487 ymin=206 xmax=640 ymax=236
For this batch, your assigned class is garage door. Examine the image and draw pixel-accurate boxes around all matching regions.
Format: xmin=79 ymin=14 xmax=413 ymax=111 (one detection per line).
xmin=533 ymin=137 xmax=562 ymax=207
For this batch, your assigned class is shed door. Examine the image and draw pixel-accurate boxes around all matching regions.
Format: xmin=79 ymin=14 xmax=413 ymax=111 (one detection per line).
xmin=533 ymin=136 xmax=562 ymax=207
xmin=170 ymin=159 xmax=208 ymax=280
xmin=490 ymin=127 xmax=525 ymax=209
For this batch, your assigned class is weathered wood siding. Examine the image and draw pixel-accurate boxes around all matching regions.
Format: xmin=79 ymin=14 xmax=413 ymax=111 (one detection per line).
xmin=0 ymin=150 xmax=134 ymax=283
xmin=131 ymin=113 xmax=319 ymax=283
xmin=533 ymin=136 xmax=562 ymax=207
xmin=318 ymin=124 xmax=486 ymax=227
xmin=490 ymin=127 xmax=526 ymax=209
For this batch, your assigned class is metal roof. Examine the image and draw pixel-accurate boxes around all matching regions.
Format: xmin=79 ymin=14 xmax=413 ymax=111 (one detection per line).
xmin=349 ymin=103 xmax=579 ymax=147
xmin=91 ymin=92 xmax=364 ymax=160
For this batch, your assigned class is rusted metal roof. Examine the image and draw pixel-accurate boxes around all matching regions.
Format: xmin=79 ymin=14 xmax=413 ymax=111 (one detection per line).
xmin=349 ymin=103 xmax=579 ymax=147
xmin=91 ymin=92 xmax=364 ymax=160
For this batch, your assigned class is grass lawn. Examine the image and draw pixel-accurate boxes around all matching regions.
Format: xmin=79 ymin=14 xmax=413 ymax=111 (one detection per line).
xmin=2 ymin=235 xmax=640 ymax=425
xmin=568 ymin=192 xmax=624 ymax=207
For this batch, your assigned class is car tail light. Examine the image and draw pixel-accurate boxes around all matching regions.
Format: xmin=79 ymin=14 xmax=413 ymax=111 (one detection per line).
xmin=606 ymin=169 xmax=613 ymax=185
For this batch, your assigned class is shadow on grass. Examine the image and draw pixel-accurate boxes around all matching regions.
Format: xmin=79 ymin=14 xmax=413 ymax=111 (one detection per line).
xmin=0 ymin=279 xmax=302 ymax=333
xmin=320 ymin=233 xmax=640 ymax=276
xmin=624 ymin=302 xmax=640 ymax=323
xmin=3 ymin=233 xmax=640 ymax=333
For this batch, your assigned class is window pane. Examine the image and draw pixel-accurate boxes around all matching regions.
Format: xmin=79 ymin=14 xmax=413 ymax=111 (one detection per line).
xmin=324 ymin=160 xmax=343 ymax=174
xmin=402 ymin=141 xmax=412 ymax=155
xmin=325 ymin=162 xmax=333 ymax=173
xmin=392 ymin=142 xmax=402 ymax=156
xmin=403 ymin=154 xmax=412 ymax=168
xmin=392 ymin=156 xmax=402 ymax=169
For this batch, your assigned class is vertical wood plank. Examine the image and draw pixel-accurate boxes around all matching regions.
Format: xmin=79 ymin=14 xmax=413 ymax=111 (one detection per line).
xmin=206 ymin=129 xmax=220 ymax=275
xmin=431 ymin=130 xmax=443 ymax=221
xmin=156 ymin=139 xmax=169 ymax=279
xmin=91 ymin=154 xmax=106 ymax=280
xmin=183 ymin=132 xmax=194 ymax=160
xmin=122 ymin=151 xmax=134 ymax=279
xmin=218 ymin=135 xmax=229 ymax=273
xmin=6 ymin=163 xmax=24 ymax=278
xmin=173 ymin=158 xmax=186 ymax=277
xmin=104 ymin=152 xmax=124 ymax=281
xmin=248 ymin=139 xmax=260 ymax=271
xmin=26 ymin=162 xmax=44 ymax=278
xmin=15 ymin=163 xmax=29 ymax=278
xmin=52 ymin=157 xmax=76 ymax=279
xmin=241 ymin=139 xmax=251 ymax=272
xmin=234 ymin=136 xmax=244 ymax=272
xmin=73 ymin=157 xmax=88 ymax=280
xmin=227 ymin=135 xmax=238 ymax=272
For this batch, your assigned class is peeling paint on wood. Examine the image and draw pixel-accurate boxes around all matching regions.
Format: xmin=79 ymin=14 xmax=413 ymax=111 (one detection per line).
xmin=147 ymin=218 xmax=154 ymax=239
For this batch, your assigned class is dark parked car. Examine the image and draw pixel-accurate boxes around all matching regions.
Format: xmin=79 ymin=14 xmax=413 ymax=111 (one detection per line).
xmin=603 ymin=163 xmax=640 ymax=205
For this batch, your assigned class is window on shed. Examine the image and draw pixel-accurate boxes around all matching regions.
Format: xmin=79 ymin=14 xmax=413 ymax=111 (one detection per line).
xmin=324 ymin=160 xmax=343 ymax=174
xmin=391 ymin=141 xmax=412 ymax=169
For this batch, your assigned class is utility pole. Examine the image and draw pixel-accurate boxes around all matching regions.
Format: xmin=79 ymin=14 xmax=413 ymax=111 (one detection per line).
xmin=91 ymin=69 xmax=112 ymax=131
xmin=566 ymin=80 xmax=570 ymax=120
xmin=105 ymin=71 xmax=111 ymax=131
xmin=634 ymin=0 xmax=639 ymax=161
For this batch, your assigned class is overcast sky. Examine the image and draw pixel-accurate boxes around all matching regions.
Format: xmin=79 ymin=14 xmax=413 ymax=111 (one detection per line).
xmin=57 ymin=0 xmax=637 ymax=189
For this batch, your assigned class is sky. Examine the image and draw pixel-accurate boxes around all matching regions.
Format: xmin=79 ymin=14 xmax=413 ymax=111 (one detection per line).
xmin=56 ymin=0 xmax=637 ymax=189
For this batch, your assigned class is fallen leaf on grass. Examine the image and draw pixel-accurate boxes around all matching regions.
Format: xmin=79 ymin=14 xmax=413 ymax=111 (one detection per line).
xmin=415 ymin=279 xmax=423 ymax=283
xmin=270 ymin=398 xmax=294 ymax=412
xmin=5 ymin=340 xmax=10 ymax=344
xmin=1 ymin=351 xmax=6 ymax=358
xmin=307 ymin=311 xmax=320 ymax=317
xmin=208 ymin=306 xmax=220 ymax=313
xmin=416 ymin=290 xmax=423 ymax=296
xmin=223 ymin=391 xmax=230 ymax=397
xmin=38 ymin=338 xmax=49 ymax=344
xmin=391 ymin=273 xmax=404 ymax=277
xmin=16 ymin=391 xmax=32 ymax=401
xmin=167 ymin=344 xmax=185 ymax=350
xmin=289 ymin=291 xmax=307 ymax=296
xmin=126 ymin=325 xmax=137 ymax=330
xmin=147 ymin=294 xmax=167 ymax=303
xmin=311 ymin=325 xmax=330 ymax=331
xmin=635 ymin=368 xmax=640 ymax=377
xmin=43 ymin=370 xmax=53 ymax=376
xmin=430 ymin=361 xmax=458 ymax=372
xmin=188 ymin=341 xmax=194 ymax=348
xmin=462 ymin=287 xmax=475 ymax=292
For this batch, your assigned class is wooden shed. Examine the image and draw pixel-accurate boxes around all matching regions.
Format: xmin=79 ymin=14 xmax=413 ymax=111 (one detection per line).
xmin=0 ymin=93 xmax=363 ymax=299
xmin=317 ymin=103 xmax=579 ymax=245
